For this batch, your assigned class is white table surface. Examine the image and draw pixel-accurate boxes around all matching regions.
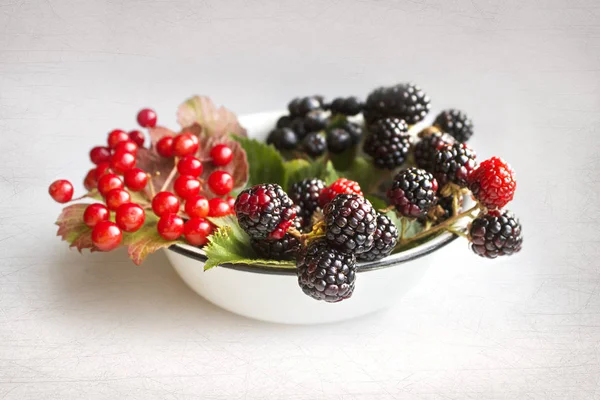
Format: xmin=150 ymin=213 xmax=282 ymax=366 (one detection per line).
xmin=1 ymin=1 xmax=599 ymax=399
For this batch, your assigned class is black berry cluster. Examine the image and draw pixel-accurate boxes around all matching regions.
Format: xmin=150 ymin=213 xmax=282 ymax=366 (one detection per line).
xmin=469 ymin=210 xmax=523 ymax=258
xmin=387 ymin=168 xmax=439 ymax=218
xmin=363 ymin=117 xmax=411 ymax=170
xmin=364 ymin=83 xmax=431 ymax=125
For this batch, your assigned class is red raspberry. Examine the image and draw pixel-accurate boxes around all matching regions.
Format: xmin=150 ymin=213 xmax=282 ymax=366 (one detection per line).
xmin=468 ymin=157 xmax=516 ymax=209
xmin=318 ymin=178 xmax=363 ymax=208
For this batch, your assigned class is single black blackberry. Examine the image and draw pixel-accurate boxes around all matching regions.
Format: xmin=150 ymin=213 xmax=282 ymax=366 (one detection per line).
xmin=358 ymin=214 xmax=399 ymax=262
xmin=297 ymin=239 xmax=357 ymax=302
xmin=289 ymin=178 xmax=326 ymax=227
xmin=276 ymin=115 xmax=292 ymax=129
xmin=301 ymin=132 xmax=327 ymax=157
xmin=266 ymin=127 xmax=298 ymax=150
xmin=303 ymin=110 xmax=329 ymax=132
xmin=387 ymin=168 xmax=439 ymax=218
xmin=326 ymin=128 xmax=352 ymax=154
xmin=288 ymin=96 xmax=323 ymax=117
xmin=340 ymin=120 xmax=364 ymax=145
xmin=413 ymin=131 xmax=455 ymax=171
xmin=364 ymin=83 xmax=431 ymax=125
xmin=363 ymin=117 xmax=411 ymax=170
xmin=329 ymin=96 xmax=364 ymax=116
xmin=251 ymin=234 xmax=301 ymax=261
xmin=433 ymin=142 xmax=477 ymax=187
xmin=469 ymin=210 xmax=523 ymax=259
xmin=290 ymin=117 xmax=307 ymax=140
xmin=434 ymin=109 xmax=474 ymax=143
xmin=234 ymin=183 xmax=297 ymax=240
xmin=324 ymin=194 xmax=377 ymax=254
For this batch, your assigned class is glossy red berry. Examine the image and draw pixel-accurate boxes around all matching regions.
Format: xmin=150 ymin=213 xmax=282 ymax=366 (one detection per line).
xmin=94 ymin=162 xmax=111 ymax=180
xmin=113 ymin=140 xmax=138 ymax=155
xmin=208 ymin=197 xmax=232 ymax=217
xmin=123 ymin=168 xmax=148 ymax=191
xmin=107 ymin=129 xmax=129 ymax=149
xmin=90 ymin=146 xmax=111 ymax=165
xmin=115 ymin=203 xmax=145 ymax=232
xmin=92 ymin=221 xmax=122 ymax=251
xmin=105 ymin=188 xmax=131 ymax=211
xmin=84 ymin=169 xmax=97 ymax=191
xmin=157 ymin=213 xmax=184 ymax=240
xmin=48 ymin=179 xmax=74 ymax=203
xmin=177 ymin=156 xmax=203 ymax=177
xmin=226 ymin=196 xmax=236 ymax=209
xmin=185 ymin=195 xmax=210 ymax=218
xmin=210 ymin=144 xmax=233 ymax=166
xmin=468 ymin=157 xmax=517 ymax=209
xmin=151 ymin=191 xmax=180 ymax=216
xmin=174 ymin=175 xmax=201 ymax=199
xmin=207 ymin=170 xmax=233 ymax=196
xmin=156 ymin=136 xmax=174 ymax=158
xmin=183 ymin=218 xmax=213 ymax=246
xmin=128 ymin=130 xmax=145 ymax=147
xmin=83 ymin=203 xmax=109 ymax=228
xmin=172 ymin=133 xmax=199 ymax=157
xmin=137 ymin=108 xmax=157 ymax=128
xmin=97 ymin=173 xmax=124 ymax=196
xmin=110 ymin=150 xmax=136 ymax=174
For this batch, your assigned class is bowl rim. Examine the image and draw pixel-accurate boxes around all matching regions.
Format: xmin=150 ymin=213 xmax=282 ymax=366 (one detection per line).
xmin=168 ymin=109 xmax=461 ymax=275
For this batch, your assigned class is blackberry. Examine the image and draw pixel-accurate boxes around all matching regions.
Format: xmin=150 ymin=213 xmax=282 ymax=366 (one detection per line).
xmin=326 ymin=128 xmax=352 ymax=154
xmin=297 ymin=239 xmax=357 ymax=302
xmin=301 ymin=132 xmax=327 ymax=157
xmin=413 ymin=131 xmax=455 ymax=171
xmin=251 ymin=234 xmax=301 ymax=261
xmin=387 ymin=168 xmax=438 ymax=218
xmin=340 ymin=120 xmax=364 ymax=145
xmin=433 ymin=143 xmax=477 ymax=187
xmin=328 ymin=96 xmax=364 ymax=116
xmin=266 ymin=127 xmax=298 ymax=150
xmin=276 ymin=115 xmax=292 ymax=129
xmin=363 ymin=117 xmax=411 ymax=170
xmin=358 ymin=214 xmax=399 ymax=262
xmin=434 ymin=109 xmax=474 ymax=143
xmin=364 ymin=83 xmax=431 ymax=125
xmin=469 ymin=210 xmax=523 ymax=259
xmin=303 ymin=110 xmax=329 ymax=132
xmin=289 ymin=178 xmax=326 ymax=227
xmin=290 ymin=118 xmax=307 ymax=140
xmin=324 ymin=194 xmax=377 ymax=254
xmin=468 ymin=157 xmax=516 ymax=209
xmin=234 ymin=183 xmax=297 ymax=240
xmin=288 ymin=96 xmax=323 ymax=117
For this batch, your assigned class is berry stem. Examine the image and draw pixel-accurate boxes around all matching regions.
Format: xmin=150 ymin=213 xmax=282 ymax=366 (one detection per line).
xmin=446 ymin=226 xmax=469 ymax=239
xmin=452 ymin=193 xmax=460 ymax=217
xmin=71 ymin=189 xmax=99 ymax=202
xmin=146 ymin=173 xmax=156 ymax=198
xmin=160 ymin=157 xmax=179 ymax=193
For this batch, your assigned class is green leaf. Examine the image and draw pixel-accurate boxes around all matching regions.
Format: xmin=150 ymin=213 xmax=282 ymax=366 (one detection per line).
xmin=323 ymin=160 xmax=339 ymax=185
xmin=231 ymin=135 xmax=286 ymax=188
xmin=344 ymin=156 xmax=383 ymax=192
xmin=55 ymin=204 xmax=96 ymax=252
xmin=364 ymin=195 xmax=423 ymax=243
xmin=283 ymin=158 xmax=339 ymax=189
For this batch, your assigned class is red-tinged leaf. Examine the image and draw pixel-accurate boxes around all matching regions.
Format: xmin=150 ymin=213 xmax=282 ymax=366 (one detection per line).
xmin=136 ymin=147 xmax=176 ymax=192
xmin=55 ymin=203 xmax=97 ymax=253
xmin=177 ymin=95 xmax=246 ymax=137
xmin=122 ymin=214 xmax=184 ymax=265
xmin=148 ymin=126 xmax=178 ymax=147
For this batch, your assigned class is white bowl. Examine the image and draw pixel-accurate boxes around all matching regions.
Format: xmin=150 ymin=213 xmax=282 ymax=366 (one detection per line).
xmin=165 ymin=111 xmax=460 ymax=325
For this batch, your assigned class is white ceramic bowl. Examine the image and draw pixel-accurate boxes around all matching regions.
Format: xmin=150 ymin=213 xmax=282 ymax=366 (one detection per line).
xmin=165 ymin=111 xmax=461 ymax=325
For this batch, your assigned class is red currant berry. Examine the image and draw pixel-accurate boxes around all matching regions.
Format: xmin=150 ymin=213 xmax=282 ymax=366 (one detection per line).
xmin=226 ymin=196 xmax=236 ymax=209
xmin=84 ymin=169 xmax=97 ymax=191
xmin=113 ymin=140 xmax=138 ymax=155
xmin=105 ymin=188 xmax=131 ymax=211
xmin=177 ymin=156 xmax=203 ymax=177
xmin=207 ymin=170 xmax=234 ymax=196
xmin=128 ymin=130 xmax=145 ymax=147
xmin=156 ymin=136 xmax=174 ymax=158
xmin=157 ymin=213 xmax=184 ymax=240
xmin=184 ymin=195 xmax=209 ymax=218
xmin=210 ymin=144 xmax=233 ymax=166
xmin=183 ymin=217 xmax=213 ymax=246
xmin=174 ymin=175 xmax=201 ymax=199
xmin=151 ymin=191 xmax=180 ymax=216
xmin=94 ymin=162 xmax=111 ymax=180
xmin=110 ymin=150 xmax=136 ymax=174
xmin=97 ymin=173 xmax=124 ymax=196
xmin=89 ymin=146 xmax=111 ymax=165
xmin=137 ymin=108 xmax=157 ymax=128
xmin=92 ymin=221 xmax=122 ymax=251
xmin=107 ymin=129 xmax=129 ymax=149
xmin=83 ymin=203 xmax=109 ymax=228
xmin=115 ymin=203 xmax=145 ymax=232
xmin=208 ymin=197 xmax=232 ymax=217
xmin=172 ymin=133 xmax=199 ymax=157
xmin=48 ymin=179 xmax=74 ymax=203
xmin=123 ymin=168 xmax=148 ymax=191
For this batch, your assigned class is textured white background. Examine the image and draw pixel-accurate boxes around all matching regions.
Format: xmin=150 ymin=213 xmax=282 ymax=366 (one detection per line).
xmin=1 ymin=0 xmax=599 ymax=399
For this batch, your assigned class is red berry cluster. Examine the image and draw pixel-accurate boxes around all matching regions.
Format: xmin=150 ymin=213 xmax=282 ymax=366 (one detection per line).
xmin=49 ymin=107 xmax=237 ymax=253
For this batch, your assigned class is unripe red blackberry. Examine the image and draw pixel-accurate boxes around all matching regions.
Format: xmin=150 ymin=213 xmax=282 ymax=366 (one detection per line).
xmin=323 ymin=194 xmax=377 ymax=254
xmin=387 ymin=168 xmax=439 ymax=218
xmin=319 ymin=178 xmax=363 ymax=208
xmin=469 ymin=210 xmax=523 ymax=258
xmin=468 ymin=157 xmax=516 ymax=209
